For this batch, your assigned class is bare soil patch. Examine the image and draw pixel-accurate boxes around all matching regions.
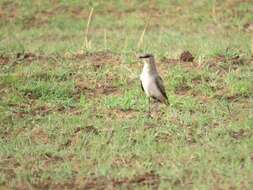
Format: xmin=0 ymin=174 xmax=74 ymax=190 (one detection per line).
xmin=175 ymin=85 xmax=192 ymax=96
xmin=108 ymin=108 xmax=139 ymax=119
xmin=0 ymin=1 xmax=19 ymax=22
xmin=144 ymin=123 xmax=159 ymax=130
xmin=31 ymin=127 xmax=49 ymax=144
xmin=229 ymin=129 xmax=252 ymax=140
xmin=9 ymin=102 xmax=81 ymax=118
xmin=22 ymin=15 xmax=49 ymax=29
xmin=66 ymin=51 xmax=121 ymax=68
xmin=180 ymin=51 xmax=194 ymax=62
xmin=243 ymin=22 xmax=253 ymax=32
xmin=83 ymin=171 xmax=159 ymax=189
xmin=162 ymin=53 xmax=251 ymax=73
xmin=16 ymin=52 xmax=49 ymax=62
xmin=62 ymin=125 xmax=99 ymax=148
xmin=161 ymin=57 xmax=198 ymax=69
xmin=0 ymin=55 xmax=10 ymax=65
xmin=205 ymin=54 xmax=251 ymax=76
xmin=214 ymin=90 xmax=241 ymax=102
xmin=211 ymin=54 xmax=244 ymax=65
xmin=75 ymin=125 xmax=99 ymax=135
xmin=95 ymin=83 xmax=119 ymax=95
xmin=74 ymin=80 xmax=120 ymax=98
xmin=112 ymin=156 xmax=134 ymax=168
xmin=155 ymin=132 xmax=173 ymax=143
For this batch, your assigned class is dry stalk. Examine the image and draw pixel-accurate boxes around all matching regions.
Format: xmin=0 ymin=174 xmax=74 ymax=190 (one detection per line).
xmin=137 ymin=22 xmax=148 ymax=49
xmin=104 ymin=29 xmax=107 ymax=50
xmin=212 ymin=0 xmax=217 ymax=23
xmin=84 ymin=7 xmax=94 ymax=50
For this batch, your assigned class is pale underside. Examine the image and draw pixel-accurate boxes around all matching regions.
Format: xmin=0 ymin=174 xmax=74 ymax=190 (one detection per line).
xmin=140 ymin=73 xmax=167 ymax=103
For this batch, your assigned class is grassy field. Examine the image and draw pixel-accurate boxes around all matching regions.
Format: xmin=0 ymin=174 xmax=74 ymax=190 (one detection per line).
xmin=0 ymin=0 xmax=253 ymax=189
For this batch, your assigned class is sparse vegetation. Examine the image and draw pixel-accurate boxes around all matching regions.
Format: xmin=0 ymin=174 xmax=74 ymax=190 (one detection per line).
xmin=0 ymin=0 xmax=253 ymax=189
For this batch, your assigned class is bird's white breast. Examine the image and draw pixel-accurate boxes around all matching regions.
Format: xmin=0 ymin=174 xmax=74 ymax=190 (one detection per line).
xmin=140 ymin=72 xmax=161 ymax=98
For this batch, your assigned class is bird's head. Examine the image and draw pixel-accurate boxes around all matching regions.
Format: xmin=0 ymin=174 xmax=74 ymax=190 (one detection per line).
xmin=139 ymin=53 xmax=157 ymax=73
xmin=139 ymin=53 xmax=155 ymax=65
xmin=139 ymin=53 xmax=154 ymax=60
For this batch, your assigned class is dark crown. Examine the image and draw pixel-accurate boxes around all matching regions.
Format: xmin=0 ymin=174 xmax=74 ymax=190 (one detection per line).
xmin=139 ymin=53 xmax=153 ymax=59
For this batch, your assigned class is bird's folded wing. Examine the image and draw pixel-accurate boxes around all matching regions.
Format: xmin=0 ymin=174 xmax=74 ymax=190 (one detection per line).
xmin=140 ymin=80 xmax=144 ymax=92
xmin=155 ymin=76 xmax=168 ymax=100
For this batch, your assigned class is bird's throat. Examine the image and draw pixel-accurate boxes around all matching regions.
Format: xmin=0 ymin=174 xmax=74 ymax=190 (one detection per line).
xmin=143 ymin=60 xmax=157 ymax=75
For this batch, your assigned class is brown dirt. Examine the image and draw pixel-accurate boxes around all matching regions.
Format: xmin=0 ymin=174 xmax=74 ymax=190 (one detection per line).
xmin=0 ymin=157 xmax=19 ymax=188
xmin=175 ymin=85 xmax=191 ymax=95
xmin=0 ymin=7 xmax=4 ymax=18
xmin=4 ymin=52 xmax=52 ymax=68
xmin=163 ymin=53 xmax=251 ymax=76
xmin=15 ymin=170 xmax=159 ymax=190
xmin=16 ymin=52 xmax=48 ymax=62
xmin=0 ymin=55 xmax=10 ymax=65
xmin=112 ymin=157 xmax=133 ymax=167
xmin=243 ymin=22 xmax=253 ymax=32
xmin=250 ymin=154 xmax=253 ymax=163
xmin=73 ymin=81 xmax=93 ymax=96
xmin=31 ymin=127 xmax=49 ymax=144
xmin=57 ymin=106 xmax=82 ymax=115
xmin=74 ymin=80 xmax=119 ymax=98
xmin=0 ymin=2 xmax=19 ymax=22
xmin=108 ymin=108 xmax=139 ymax=119
xmin=1 ymin=2 xmax=89 ymax=28
xmin=155 ymin=132 xmax=173 ymax=143
xmin=9 ymin=103 xmax=30 ymax=118
xmin=162 ymin=58 xmax=180 ymax=65
xmin=125 ymin=171 xmax=159 ymax=187
xmin=22 ymin=15 xmax=49 ymax=29
xmin=76 ymin=125 xmax=99 ymax=135
xmin=180 ymin=51 xmax=194 ymax=62
xmin=205 ymin=54 xmax=250 ymax=76
xmin=15 ymin=181 xmax=32 ymax=190
xmin=32 ymin=105 xmax=52 ymax=116
xmin=229 ymin=129 xmax=252 ymax=140
xmin=9 ymin=102 xmax=81 ymax=118
xmin=96 ymin=83 xmax=119 ymax=95
xmin=83 ymin=171 xmax=160 ymax=189
xmin=64 ymin=125 xmax=99 ymax=147
xmin=32 ymin=180 xmax=75 ymax=190
xmin=66 ymin=51 xmax=121 ymax=68
xmin=161 ymin=57 xmax=198 ymax=70
xmin=42 ymin=153 xmax=64 ymax=169
xmin=186 ymin=128 xmax=197 ymax=144
xmin=212 ymin=54 xmax=243 ymax=65
xmin=144 ymin=123 xmax=159 ymax=130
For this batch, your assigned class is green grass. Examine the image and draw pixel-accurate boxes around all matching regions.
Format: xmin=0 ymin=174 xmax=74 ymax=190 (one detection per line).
xmin=0 ymin=0 xmax=253 ymax=189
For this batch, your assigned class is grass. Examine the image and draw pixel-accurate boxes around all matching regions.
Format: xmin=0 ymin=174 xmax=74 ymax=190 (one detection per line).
xmin=0 ymin=0 xmax=253 ymax=189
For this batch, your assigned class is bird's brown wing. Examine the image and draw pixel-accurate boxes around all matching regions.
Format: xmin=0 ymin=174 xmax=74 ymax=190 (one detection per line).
xmin=155 ymin=76 xmax=168 ymax=102
xmin=140 ymin=80 xmax=144 ymax=92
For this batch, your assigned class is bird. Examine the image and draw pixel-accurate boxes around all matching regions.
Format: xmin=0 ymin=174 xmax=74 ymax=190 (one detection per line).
xmin=139 ymin=53 xmax=169 ymax=115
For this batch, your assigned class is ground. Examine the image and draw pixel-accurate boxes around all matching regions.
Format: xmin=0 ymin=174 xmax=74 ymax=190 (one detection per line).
xmin=0 ymin=0 xmax=253 ymax=189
